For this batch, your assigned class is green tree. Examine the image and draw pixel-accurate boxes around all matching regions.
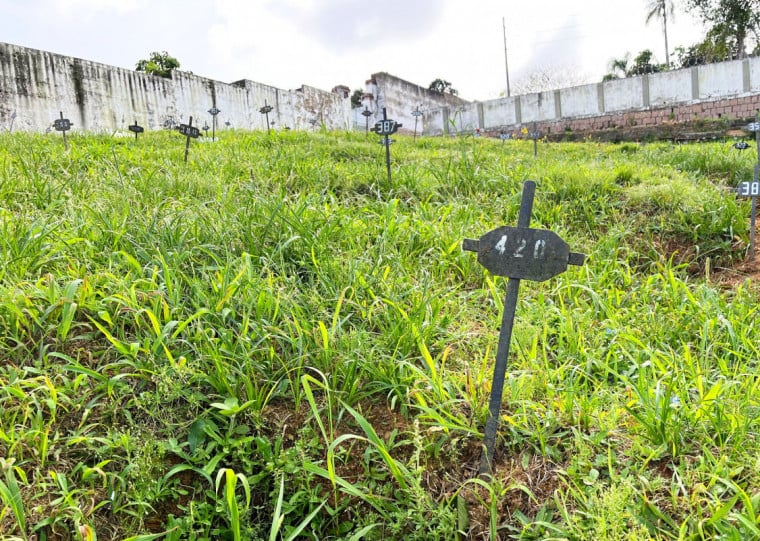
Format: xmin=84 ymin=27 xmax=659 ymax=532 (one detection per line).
xmin=627 ymin=49 xmax=663 ymax=76
xmin=603 ymin=54 xmax=631 ymax=81
xmin=136 ymin=51 xmax=180 ymax=78
xmin=684 ymin=0 xmax=760 ymax=59
xmin=350 ymin=89 xmax=363 ymax=109
xmin=645 ymin=0 xmax=676 ymax=67
xmin=602 ymin=50 xmax=664 ymax=81
xmin=428 ymin=79 xmax=458 ymax=96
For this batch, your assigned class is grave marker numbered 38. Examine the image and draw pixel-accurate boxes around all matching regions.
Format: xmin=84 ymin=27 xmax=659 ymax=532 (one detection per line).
xmin=736 ymin=114 xmax=760 ymax=261
xmin=736 ymin=164 xmax=760 ymax=261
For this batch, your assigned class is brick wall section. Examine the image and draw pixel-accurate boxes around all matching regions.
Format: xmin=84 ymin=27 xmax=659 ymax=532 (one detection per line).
xmin=486 ymin=93 xmax=760 ymax=142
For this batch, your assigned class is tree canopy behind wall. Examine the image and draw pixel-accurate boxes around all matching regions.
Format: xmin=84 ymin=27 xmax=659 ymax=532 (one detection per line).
xmin=136 ymin=51 xmax=181 ymax=78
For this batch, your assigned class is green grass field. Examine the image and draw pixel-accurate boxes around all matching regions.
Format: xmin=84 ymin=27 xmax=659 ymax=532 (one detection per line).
xmin=1 ymin=128 xmax=759 ymax=540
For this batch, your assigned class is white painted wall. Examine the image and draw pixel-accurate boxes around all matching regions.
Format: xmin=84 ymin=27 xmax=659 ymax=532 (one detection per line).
xmin=452 ymin=103 xmax=480 ymax=132
xmin=520 ymin=91 xmax=558 ymax=122
xmin=0 ymin=42 xmax=350 ymax=133
xmin=420 ymin=56 xmax=760 ymax=135
xmin=649 ymin=69 xmax=693 ymax=107
xmin=751 ymin=57 xmax=760 ymax=92
xmin=482 ymin=97 xmax=519 ymax=127
xmin=698 ymin=61 xmax=744 ymax=99
xmin=560 ymin=84 xmax=600 ymax=118
xmin=602 ymin=76 xmax=645 ymax=112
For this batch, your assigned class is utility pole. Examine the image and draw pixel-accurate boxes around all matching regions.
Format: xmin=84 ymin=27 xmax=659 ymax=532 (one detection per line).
xmin=503 ymin=17 xmax=511 ymax=97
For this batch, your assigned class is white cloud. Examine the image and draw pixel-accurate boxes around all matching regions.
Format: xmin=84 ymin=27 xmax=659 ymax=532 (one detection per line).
xmin=53 ymin=0 xmax=143 ymax=15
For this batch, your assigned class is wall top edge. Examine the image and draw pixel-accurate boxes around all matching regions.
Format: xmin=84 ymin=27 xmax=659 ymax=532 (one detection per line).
xmin=0 ymin=41 xmax=341 ymax=98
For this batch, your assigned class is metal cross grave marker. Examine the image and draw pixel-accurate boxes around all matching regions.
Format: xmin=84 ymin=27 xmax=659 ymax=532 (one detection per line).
xmin=208 ymin=106 xmax=220 ymax=141
xmin=178 ymin=116 xmax=200 ymax=162
xmin=259 ymin=101 xmax=274 ymax=134
xmin=53 ymin=111 xmax=72 ymax=150
xmin=737 ymin=168 xmax=760 ymax=261
xmin=411 ymin=106 xmax=423 ymax=141
xmin=128 ymin=120 xmax=144 ymax=140
xmin=361 ymin=107 xmax=372 ymax=133
xmin=736 ymin=114 xmax=760 ymax=261
xmin=500 ymin=131 xmax=511 ymax=145
xmin=734 ymin=141 xmax=750 ymax=151
xmin=463 ymin=180 xmax=586 ymax=475
xmin=529 ymin=124 xmax=541 ymax=157
xmin=372 ymin=107 xmax=402 ymax=183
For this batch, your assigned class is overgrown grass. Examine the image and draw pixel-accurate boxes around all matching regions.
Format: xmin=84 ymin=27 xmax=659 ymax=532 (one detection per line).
xmin=1 ymin=130 xmax=759 ymax=540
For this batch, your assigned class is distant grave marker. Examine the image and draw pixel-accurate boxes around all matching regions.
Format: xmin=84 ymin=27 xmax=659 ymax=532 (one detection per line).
xmin=411 ymin=106 xmax=422 ymax=141
xmin=528 ymin=124 xmax=541 ymax=157
xmin=463 ymin=181 xmax=586 ymax=475
xmin=128 ymin=120 xmax=144 ymax=140
xmin=259 ymin=101 xmax=274 ymax=134
xmin=202 ymin=121 xmax=210 ymax=137
xmin=361 ymin=107 xmax=372 ymax=133
xmin=500 ymin=130 xmax=511 ymax=145
xmin=208 ymin=106 xmax=221 ymax=141
xmin=53 ymin=111 xmax=72 ymax=150
xmin=178 ymin=116 xmax=200 ymax=162
xmin=372 ymin=107 xmax=401 ymax=183
xmin=734 ymin=141 xmax=750 ymax=151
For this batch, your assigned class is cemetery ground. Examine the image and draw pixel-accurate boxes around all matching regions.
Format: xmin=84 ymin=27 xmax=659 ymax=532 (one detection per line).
xmin=0 ymin=128 xmax=759 ymax=540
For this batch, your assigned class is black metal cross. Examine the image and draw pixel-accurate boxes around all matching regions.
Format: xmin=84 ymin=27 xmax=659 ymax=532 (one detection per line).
xmin=178 ymin=116 xmax=200 ymax=163
xmin=208 ymin=106 xmax=221 ymax=141
xmin=128 ymin=120 xmax=144 ymax=140
xmin=463 ymin=181 xmax=585 ymax=475
xmin=259 ymin=101 xmax=274 ymax=134
xmin=373 ymin=107 xmax=401 ymax=183
xmin=53 ymin=111 xmax=72 ymax=150
xmin=411 ymin=106 xmax=423 ymax=141
xmin=738 ymin=113 xmax=760 ymax=261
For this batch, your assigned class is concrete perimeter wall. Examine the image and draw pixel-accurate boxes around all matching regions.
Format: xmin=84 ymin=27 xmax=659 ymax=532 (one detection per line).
xmin=423 ymin=56 xmax=760 ymax=137
xmin=0 ymin=42 xmax=350 ymax=133
xmin=354 ymin=72 xmax=468 ymax=134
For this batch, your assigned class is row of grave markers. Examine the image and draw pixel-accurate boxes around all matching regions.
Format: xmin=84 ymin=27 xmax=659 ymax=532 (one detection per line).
xmin=36 ymin=105 xmax=760 ymax=475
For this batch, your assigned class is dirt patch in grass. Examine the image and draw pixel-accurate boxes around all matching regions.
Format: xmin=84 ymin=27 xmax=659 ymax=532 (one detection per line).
xmin=711 ymin=256 xmax=760 ymax=290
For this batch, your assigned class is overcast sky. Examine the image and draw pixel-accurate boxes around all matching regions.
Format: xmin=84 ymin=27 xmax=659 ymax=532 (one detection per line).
xmin=2 ymin=0 xmax=706 ymax=100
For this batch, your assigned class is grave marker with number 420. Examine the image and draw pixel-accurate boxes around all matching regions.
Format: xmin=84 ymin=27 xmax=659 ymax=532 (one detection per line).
xmin=463 ymin=180 xmax=586 ymax=475
xmin=373 ymin=107 xmax=401 ymax=183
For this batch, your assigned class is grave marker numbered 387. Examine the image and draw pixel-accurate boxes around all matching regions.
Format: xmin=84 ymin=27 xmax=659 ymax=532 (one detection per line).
xmin=372 ymin=107 xmax=402 ymax=183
